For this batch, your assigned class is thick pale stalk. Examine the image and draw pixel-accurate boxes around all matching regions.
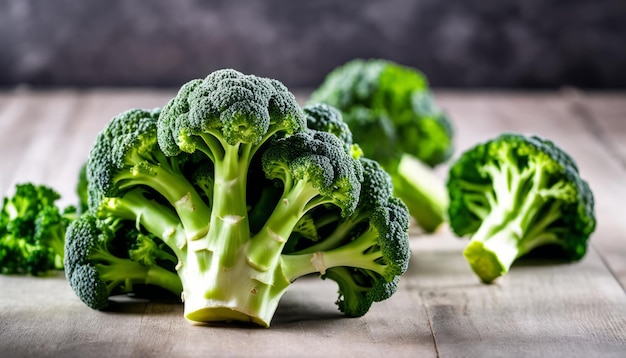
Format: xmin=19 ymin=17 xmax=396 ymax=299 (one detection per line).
xmin=179 ymin=247 xmax=290 ymax=327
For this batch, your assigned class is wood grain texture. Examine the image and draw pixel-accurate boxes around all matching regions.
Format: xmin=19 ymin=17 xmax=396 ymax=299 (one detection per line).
xmin=0 ymin=89 xmax=625 ymax=357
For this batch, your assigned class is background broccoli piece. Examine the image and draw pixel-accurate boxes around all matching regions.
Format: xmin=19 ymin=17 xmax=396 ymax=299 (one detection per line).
xmin=309 ymin=58 xmax=453 ymax=233
xmin=447 ymin=133 xmax=596 ymax=283
xmin=0 ymin=183 xmax=76 ymax=275
xmin=76 ymin=163 xmax=89 ymax=214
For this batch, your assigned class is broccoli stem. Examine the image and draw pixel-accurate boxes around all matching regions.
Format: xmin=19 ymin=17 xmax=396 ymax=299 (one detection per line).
xmin=177 ymin=243 xmax=291 ymax=327
xmin=463 ymin=209 xmax=562 ymax=284
xmin=391 ymin=154 xmax=447 ymax=233
xmin=463 ymin=227 xmax=521 ymax=284
xmin=92 ymin=250 xmax=183 ymax=295
xmin=281 ymin=227 xmax=385 ymax=282
xmin=101 ymin=191 xmax=187 ymax=257
xmin=464 ymin=161 xmax=567 ymax=283
xmin=291 ymin=212 xmax=362 ymax=255
xmin=247 ymin=180 xmax=321 ymax=271
xmin=206 ymin=144 xmax=252 ymax=268
xmin=115 ymin=163 xmax=210 ymax=241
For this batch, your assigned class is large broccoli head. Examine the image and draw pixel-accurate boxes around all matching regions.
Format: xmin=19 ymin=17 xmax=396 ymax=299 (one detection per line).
xmin=447 ymin=133 xmax=596 ymax=283
xmin=66 ymin=68 xmax=411 ymax=327
xmin=157 ymin=68 xmax=305 ymax=157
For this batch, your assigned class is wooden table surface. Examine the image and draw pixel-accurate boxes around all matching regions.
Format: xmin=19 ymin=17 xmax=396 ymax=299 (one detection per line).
xmin=1 ymin=88 xmax=625 ymax=357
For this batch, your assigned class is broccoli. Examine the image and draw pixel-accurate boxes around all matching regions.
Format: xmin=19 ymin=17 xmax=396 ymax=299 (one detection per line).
xmin=309 ymin=58 xmax=453 ymax=233
xmin=64 ymin=206 xmax=182 ymax=309
xmin=446 ymin=133 xmax=596 ymax=283
xmin=0 ymin=183 xmax=76 ymax=275
xmin=65 ymin=70 xmax=411 ymax=327
xmin=282 ymin=157 xmax=411 ymax=317
xmin=77 ymin=162 xmax=89 ymax=214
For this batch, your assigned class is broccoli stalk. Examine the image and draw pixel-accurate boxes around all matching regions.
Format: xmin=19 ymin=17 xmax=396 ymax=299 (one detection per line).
xmin=390 ymin=154 xmax=449 ymax=233
xmin=447 ymin=133 xmax=596 ymax=283
xmin=309 ymin=58 xmax=454 ymax=233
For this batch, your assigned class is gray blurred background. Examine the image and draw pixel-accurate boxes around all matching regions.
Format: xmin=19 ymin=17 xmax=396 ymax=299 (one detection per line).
xmin=1 ymin=0 xmax=625 ymax=89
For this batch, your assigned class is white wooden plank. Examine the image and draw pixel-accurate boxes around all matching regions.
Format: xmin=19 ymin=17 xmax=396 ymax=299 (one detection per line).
xmin=411 ymin=234 xmax=626 ymax=358
xmin=568 ymin=91 xmax=626 ymax=167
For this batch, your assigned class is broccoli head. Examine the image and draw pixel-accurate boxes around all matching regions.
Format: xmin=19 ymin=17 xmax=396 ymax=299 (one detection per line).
xmin=0 ymin=183 xmax=76 ymax=275
xmin=309 ymin=58 xmax=452 ymax=232
xmin=65 ymin=69 xmax=411 ymax=327
xmin=447 ymin=133 xmax=596 ymax=283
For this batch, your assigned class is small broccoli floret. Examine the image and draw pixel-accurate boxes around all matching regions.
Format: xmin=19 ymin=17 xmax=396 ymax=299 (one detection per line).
xmin=0 ymin=183 xmax=76 ymax=275
xmin=309 ymin=58 xmax=453 ymax=232
xmin=248 ymin=130 xmax=364 ymax=270
xmin=303 ymin=104 xmax=355 ymax=153
xmin=87 ymin=107 xmax=211 ymax=241
xmin=66 ymin=69 xmax=410 ymax=327
xmin=64 ymin=210 xmax=182 ymax=309
xmin=447 ymin=133 xmax=596 ymax=283
xmin=281 ymin=158 xmax=411 ymax=317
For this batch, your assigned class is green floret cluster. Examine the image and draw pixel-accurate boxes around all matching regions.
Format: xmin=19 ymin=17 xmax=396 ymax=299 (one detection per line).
xmin=0 ymin=183 xmax=77 ymax=275
xmin=64 ymin=69 xmax=411 ymax=327
xmin=447 ymin=133 xmax=596 ymax=283
xmin=309 ymin=58 xmax=453 ymax=233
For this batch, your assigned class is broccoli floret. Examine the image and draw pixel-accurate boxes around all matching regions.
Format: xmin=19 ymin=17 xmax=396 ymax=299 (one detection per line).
xmin=64 ymin=209 xmax=182 ymax=309
xmin=309 ymin=58 xmax=453 ymax=232
xmin=447 ymin=133 xmax=596 ymax=283
xmin=281 ymin=158 xmax=410 ymax=317
xmin=249 ymin=130 xmax=364 ymax=268
xmin=86 ymin=107 xmax=212 ymax=241
xmin=65 ymin=69 xmax=410 ymax=327
xmin=0 ymin=183 xmax=76 ymax=275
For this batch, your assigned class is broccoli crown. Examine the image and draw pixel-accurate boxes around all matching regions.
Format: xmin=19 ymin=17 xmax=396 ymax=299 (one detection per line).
xmin=0 ymin=183 xmax=74 ymax=275
xmin=88 ymin=108 xmax=164 ymax=199
xmin=303 ymin=103 xmax=353 ymax=149
xmin=447 ymin=133 xmax=596 ymax=282
xmin=66 ymin=69 xmax=411 ymax=327
xmin=309 ymin=58 xmax=453 ymax=167
xmin=261 ymin=130 xmax=363 ymax=218
xmin=64 ymin=211 xmax=182 ymax=309
xmin=157 ymin=68 xmax=305 ymax=156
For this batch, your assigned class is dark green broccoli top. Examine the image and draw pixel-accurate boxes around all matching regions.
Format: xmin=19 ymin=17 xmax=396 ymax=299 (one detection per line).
xmin=309 ymin=58 xmax=453 ymax=167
